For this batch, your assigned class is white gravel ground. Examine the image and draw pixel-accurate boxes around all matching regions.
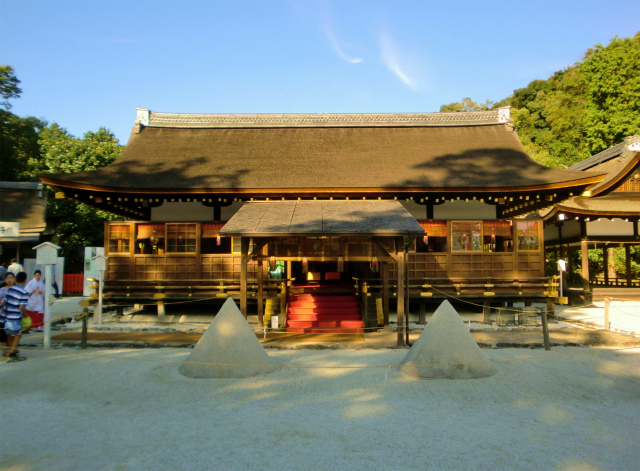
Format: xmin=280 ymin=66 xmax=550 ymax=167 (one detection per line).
xmin=1 ymin=346 xmax=639 ymax=471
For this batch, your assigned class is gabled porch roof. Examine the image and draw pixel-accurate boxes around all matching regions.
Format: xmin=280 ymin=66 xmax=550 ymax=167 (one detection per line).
xmin=219 ymin=200 xmax=424 ymax=238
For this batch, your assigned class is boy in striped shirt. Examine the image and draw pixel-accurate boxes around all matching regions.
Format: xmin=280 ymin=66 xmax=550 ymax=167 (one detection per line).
xmin=4 ymin=271 xmax=29 ymax=362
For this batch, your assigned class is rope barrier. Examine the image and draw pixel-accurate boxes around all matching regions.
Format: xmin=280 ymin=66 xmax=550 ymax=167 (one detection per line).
xmin=6 ymin=344 xmax=639 ymax=370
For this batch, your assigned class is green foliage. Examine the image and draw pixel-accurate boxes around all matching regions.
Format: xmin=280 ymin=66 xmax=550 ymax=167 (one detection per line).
xmin=0 ymin=65 xmax=124 ymax=264
xmin=32 ymin=123 xmax=122 ymax=176
xmin=48 ymin=199 xmax=121 ymax=260
xmin=0 ymin=110 xmax=47 ymax=181
xmin=440 ymin=97 xmax=493 ymax=112
xmin=581 ymin=33 xmax=640 ymax=153
xmin=34 ymin=123 xmax=124 ymax=260
xmin=443 ymin=32 xmax=640 ymax=169
xmin=0 ymin=65 xmax=22 ymax=109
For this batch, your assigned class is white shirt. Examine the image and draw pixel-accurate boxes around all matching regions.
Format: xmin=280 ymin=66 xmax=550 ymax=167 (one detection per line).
xmin=26 ymin=278 xmax=45 ymax=313
xmin=7 ymin=263 xmax=23 ymax=276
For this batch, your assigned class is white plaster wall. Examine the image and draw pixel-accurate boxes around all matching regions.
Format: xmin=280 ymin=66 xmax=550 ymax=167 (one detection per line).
xmin=151 ymin=202 xmax=214 ymax=222
xmin=587 ymin=218 xmax=634 ymax=237
xmin=433 ymin=200 xmax=496 ymax=220
xmin=221 ymin=202 xmax=245 ymax=221
xmin=561 ymin=219 xmax=582 ymax=239
xmin=544 ymin=224 xmax=559 ymax=242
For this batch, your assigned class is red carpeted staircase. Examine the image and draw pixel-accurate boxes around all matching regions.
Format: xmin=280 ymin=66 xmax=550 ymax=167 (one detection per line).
xmin=286 ymin=294 xmax=364 ymax=334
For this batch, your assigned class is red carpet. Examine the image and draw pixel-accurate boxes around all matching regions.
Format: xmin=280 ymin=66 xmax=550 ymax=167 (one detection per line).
xmin=286 ymin=294 xmax=364 ymax=333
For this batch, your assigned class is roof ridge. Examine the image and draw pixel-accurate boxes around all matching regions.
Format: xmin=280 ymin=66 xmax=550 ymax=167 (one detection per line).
xmin=135 ymin=107 xmax=511 ymax=129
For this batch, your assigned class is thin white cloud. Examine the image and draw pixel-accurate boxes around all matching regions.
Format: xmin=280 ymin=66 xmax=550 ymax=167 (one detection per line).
xmin=322 ymin=20 xmax=363 ymax=64
xmin=379 ymin=31 xmax=418 ymax=90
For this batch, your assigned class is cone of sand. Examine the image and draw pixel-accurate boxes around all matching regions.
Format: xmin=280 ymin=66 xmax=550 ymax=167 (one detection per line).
xmin=401 ymin=300 xmax=497 ymax=379
xmin=179 ymin=298 xmax=277 ymax=378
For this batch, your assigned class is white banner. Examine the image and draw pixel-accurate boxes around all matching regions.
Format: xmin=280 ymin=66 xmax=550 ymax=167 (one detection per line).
xmin=0 ymin=222 xmax=20 ymax=238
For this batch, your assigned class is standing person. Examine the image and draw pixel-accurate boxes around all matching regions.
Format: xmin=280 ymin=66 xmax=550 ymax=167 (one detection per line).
xmin=25 ymin=270 xmax=45 ymax=331
xmin=0 ymin=272 xmax=16 ymax=357
xmin=51 ymin=264 xmax=60 ymax=299
xmin=7 ymin=258 xmax=23 ymax=276
xmin=4 ymin=271 xmax=29 ymax=362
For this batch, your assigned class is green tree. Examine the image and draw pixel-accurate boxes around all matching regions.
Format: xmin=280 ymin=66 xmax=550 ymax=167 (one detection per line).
xmin=0 ymin=65 xmax=22 ymax=109
xmin=36 ymin=124 xmax=124 ymax=261
xmin=581 ymin=33 xmax=640 ymax=154
xmin=440 ymin=97 xmax=493 ymax=112
xmin=0 ymin=110 xmax=46 ymax=181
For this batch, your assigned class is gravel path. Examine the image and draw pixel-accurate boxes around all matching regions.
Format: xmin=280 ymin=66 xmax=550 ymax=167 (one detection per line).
xmin=1 ymin=347 xmax=639 ymax=471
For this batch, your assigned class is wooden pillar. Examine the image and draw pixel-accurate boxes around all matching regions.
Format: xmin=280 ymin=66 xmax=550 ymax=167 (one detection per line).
xmin=257 ymin=259 xmax=264 ymax=328
xmin=580 ymin=221 xmax=591 ymax=300
xmin=560 ymin=244 xmax=567 ymax=295
xmin=607 ymin=247 xmax=617 ymax=285
xmin=581 ymin=239 xmax=591 ymax=298
xmin=558 ymin=222 xmax=567 ymax=293
xmin=426 ymin=204 xmax=434 ymax=220
xmin=157 ymin=301 xmax=166 ymax=322
xmin=396 ymin=237 xmax=405 ymax=347
xmin=382 ymin=262 xmax=390 ymax=327
xmin=405 ymin=248 xmax=410 ymax=346
xmin=625 ymin=245 xmax=632 ymax=287
xmin=483 ymin=300 xmax=491 ymax=324
xmin=286 ymin=261 xmax=292 ymax=285
xmin=240 ymin=237 xmax=249 ymax=318
xmin=419 ymin=301 xmax=426 ymax=324
xmin=603 ymin=246 xmax=609 ymax=286
xmin=213 ymin=206 xmax=221 ymax=221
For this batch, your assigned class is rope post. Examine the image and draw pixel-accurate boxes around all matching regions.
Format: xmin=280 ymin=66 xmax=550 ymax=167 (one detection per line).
xmin=541 ymin=302 xmax=551 ymax=351
xmin=80 ymin=308 xmax=88 ymax=350
xmin=604 ymin=297 xmax=611 ymax=331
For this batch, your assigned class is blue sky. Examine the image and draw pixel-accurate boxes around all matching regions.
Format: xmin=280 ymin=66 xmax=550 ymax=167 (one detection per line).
xmin=2 ymin=0 xmax=639 ymax=144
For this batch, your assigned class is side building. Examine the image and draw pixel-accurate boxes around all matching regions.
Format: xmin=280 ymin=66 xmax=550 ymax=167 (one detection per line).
xmin=0 ymin=181 xmax=48 ymax=266
xmin=543 ymin=135 xmax=640 ymax=301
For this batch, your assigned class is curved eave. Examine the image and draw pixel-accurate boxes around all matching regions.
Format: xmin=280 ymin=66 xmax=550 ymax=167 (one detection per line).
xmin=39 ymin=174 xmax=605 ymax=195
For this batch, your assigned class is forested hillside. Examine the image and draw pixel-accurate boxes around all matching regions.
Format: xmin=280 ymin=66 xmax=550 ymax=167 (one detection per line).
xmin=442 ymin=32 xmax=640 ymax=168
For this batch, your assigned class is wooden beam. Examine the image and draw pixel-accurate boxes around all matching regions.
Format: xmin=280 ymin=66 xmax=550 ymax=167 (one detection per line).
xmin=248 ymin=238 xmax=270 ymax=262
xmin=603 ymin=246 xmax=610 ymax=286
xmin=240 ymin=237 xmax=250 ymax=318
xmin=373 ymin=237 xmax=398 ymax=262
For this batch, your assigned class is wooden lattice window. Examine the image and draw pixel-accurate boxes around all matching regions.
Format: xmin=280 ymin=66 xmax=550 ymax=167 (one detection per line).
xmin=166 ymin=223 xmax=197 ymax=253
xmin=451 ymin=221 xmax=483 ymax=252
xmin=516 ymin=221 xmax=540 ymax=251
xmin=108 ymin=225 xmax=130 ymax=254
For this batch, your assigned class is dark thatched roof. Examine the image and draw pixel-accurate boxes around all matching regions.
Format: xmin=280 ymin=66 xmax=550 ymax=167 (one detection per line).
xmin=42 ymin=111 xmax=603 ymax=194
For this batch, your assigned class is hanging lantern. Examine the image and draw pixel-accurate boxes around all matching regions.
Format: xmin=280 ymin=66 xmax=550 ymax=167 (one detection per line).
xmin=491 ymin=231 xmax=496 ymax=250
xmin=423 ymin=230 xmax=429 ymax=245
xmin=302 ymin=257 xmax=308 ymax=274
xmin=270 ymin=256 xmax=276 ymax=271
xmin=216 ymin=234 xmax=221 ymax=246
xmin=337 ymin=256 xmax=344 ymax=273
